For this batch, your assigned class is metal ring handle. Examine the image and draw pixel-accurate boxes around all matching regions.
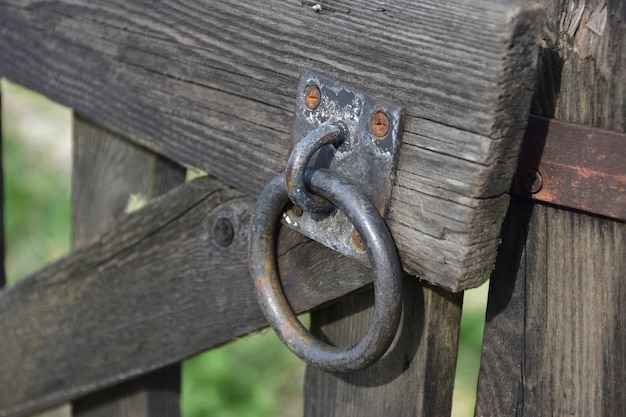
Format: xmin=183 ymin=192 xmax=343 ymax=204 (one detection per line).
xmin=249 ymin=168 xmax=402 ymax=373
xmin=284 ymin=122 xmax=347 ymax=213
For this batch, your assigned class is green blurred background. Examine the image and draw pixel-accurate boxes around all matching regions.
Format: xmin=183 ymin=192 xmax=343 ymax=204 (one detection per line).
xmin=1 ymin=79 xmax=488 ymax=417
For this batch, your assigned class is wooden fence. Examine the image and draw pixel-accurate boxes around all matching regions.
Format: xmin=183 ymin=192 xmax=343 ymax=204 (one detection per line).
xmin=0 ymin=0 xmax=624 ymax=416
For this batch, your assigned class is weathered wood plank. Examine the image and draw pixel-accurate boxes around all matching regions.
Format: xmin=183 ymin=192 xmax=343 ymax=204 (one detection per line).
xmin=70 ymin=119 xmax=185 ymax=417
xmin=476 ymin=0 xmax=626 ymax=415
xmin=0 ymin=0 xmax=542 ymax=290
xmin=476 ymin=201 xmax=626 ymax=416
xmin=473 ymin=198 xmax=532 ymax=416
xmin=71 ymin=117 xmax=187 ymax=244
xmin=0 ymin=175 xmax=374 ymax=417
xmin=0 ymin=81 xmax=4 ymax=288
xmin=304 ymin=279 xmax=462 ymax=417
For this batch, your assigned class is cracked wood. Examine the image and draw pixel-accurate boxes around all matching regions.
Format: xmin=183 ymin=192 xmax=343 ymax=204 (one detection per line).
xmin=0 ymin=0 xmax=542 ymax=290
xmin=0 ymin=176 xmax=375 ymax=417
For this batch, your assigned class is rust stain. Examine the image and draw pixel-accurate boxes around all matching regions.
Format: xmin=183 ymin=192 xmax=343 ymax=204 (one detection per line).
xmin=370 ymin=111 xmax=390 ymax=139
xmin=350 ymin=228 xmax=366 ymax=253
xmin=304 ymin=84 xmax=321 ymax=110
xmin=513 ymin=116 xmax=626 ymax=221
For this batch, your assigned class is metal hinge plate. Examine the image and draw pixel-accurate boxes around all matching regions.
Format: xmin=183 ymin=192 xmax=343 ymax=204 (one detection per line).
xmin=283 ymin=70 xmax=404 ymax=261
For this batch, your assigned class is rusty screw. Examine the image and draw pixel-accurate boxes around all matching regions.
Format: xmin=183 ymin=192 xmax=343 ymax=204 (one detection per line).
xmin=522 ymin=169 xmax=543 ymax=194
xmin=370 ymin=111 xmax=390 ymax=139
xmin=304 ymin=84 xmax=321 ymax=110
xmin=287 ymin=203 xmax=304 ymax=217
xmin=351 ymin=228 xmax=366 ymax=252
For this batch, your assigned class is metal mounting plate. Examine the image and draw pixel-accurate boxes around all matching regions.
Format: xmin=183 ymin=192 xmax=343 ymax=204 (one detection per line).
xmin=283 ymin=70 xmax=404 ymax=262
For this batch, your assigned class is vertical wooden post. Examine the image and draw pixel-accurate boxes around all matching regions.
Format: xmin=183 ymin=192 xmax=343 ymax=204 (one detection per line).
xmin=304 ymin=276 xmax=463 ymax=416
xmin=476 ymin=1 xmax=626 ymax=415
xmin=70 ymin=117 xmax=185 ymax=417
xmin=0 ymin=80 xmax=5 ymax=289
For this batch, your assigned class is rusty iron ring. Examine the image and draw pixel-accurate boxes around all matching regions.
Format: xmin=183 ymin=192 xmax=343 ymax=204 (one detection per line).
xmin=249 ymin=168 xmax=402 ymax=373
xmin=284 ymin=122 xmax=348 ymax=213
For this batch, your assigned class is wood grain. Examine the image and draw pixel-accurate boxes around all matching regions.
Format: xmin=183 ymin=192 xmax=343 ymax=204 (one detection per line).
xmin=0 ymin=82 xmax=4 ymax=288
xmin=0 ymin=175 xmax=375 ymax=417
xmin=476 ymin=0 xmax=626 ymax=415
xmin=71 ymin=117 xmax=186 ymax=245
xmin=304 ymin=279 xmax=462 ymax=417
xmin=0 ymin=0 xmax=543 ymax=290
xmin=476 ymin=201 xmax=626 ymax=416
xmin=70 ymin=119 xmax=185 ymax=417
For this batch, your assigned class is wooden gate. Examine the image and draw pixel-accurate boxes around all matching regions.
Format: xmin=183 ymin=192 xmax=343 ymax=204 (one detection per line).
xmin=0 ymin=0 xmax=624 ymax=416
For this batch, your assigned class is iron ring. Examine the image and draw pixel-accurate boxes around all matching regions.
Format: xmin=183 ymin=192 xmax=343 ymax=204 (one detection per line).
xmin=249 ymin=168 xmax=402 ymax=373
xmin=284 ymin=123 xmax=347 ymax=213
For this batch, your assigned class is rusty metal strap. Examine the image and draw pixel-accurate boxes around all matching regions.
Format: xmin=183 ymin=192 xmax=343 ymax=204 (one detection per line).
xmin=512 ymin=116 xmax=626 ymax=222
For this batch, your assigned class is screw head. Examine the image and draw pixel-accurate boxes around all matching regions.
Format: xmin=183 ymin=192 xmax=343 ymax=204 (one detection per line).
xmin=287 ymin=203 xmax=303 ymax=217
xmin=212 ymin=217 xmax=234 ymax=247
xmin=304 ymin=84 xmax=321 ymax=110
xmin=370 ymin=111 xmax=390 ymax=139
xmin=522 ymin=169 xmax=543 ymax=194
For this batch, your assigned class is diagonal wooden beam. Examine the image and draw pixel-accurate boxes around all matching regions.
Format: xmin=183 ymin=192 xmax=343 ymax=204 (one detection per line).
xmin=0 ymin=176 xmax=372 ymax=417
xmin=0 ymin=0 xmax=542 ymax=290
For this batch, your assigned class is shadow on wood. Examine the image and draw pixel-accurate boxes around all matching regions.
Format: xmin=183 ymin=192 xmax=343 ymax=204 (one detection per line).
xmin=305 ymin=278 xmax=463 ymax=416
xmin=0 ymin=173 xmax=378 ymax=417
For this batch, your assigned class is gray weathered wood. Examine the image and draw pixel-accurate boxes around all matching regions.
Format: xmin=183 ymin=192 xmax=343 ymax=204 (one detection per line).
xmin=71 ymin=117 xmax=187 ymax=244
xmin=476 ymin=201 xmax=626 ymax=416
xmin=476 ymin=0 xmax=626 ymax=415
xmin=0 ymin=0 xmax=542 ymax=290
xmin=70 ymin=118 xmax=185 ymax=417
xmin=0 ymin=81 xmax=4 ymax=288
xmin=304 ymin=279 xmax=462 ymax=417
xmin=0 ymin=175 xmax=375 ymax=417
xmin=474 ymin=198 xmax=532 ymax=416
xmin=72 ymin=372 xmax=181 ymax=417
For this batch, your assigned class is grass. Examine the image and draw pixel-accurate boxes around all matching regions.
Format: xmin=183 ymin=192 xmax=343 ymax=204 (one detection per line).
xmin=182 ymin=329 xmax=306 ymax=417
xmin=451 ymin=283 xmax=488 ymax=417
xmin=2 ymin=79 xmax=488 ymax=417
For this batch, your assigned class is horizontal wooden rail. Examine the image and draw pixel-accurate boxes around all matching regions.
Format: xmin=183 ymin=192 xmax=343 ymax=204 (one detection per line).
xmin=0 ymin=177 xmax=372 ymax=417
xmin=0 ymin=0 xmax=542 ymax=290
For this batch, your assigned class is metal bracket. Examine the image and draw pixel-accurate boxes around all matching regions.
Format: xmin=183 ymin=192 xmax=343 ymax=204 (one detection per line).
xmin=512 ymin=115 xmax=626 ymax=222
xmin=283 ymin=70 xmax=404 ymax=261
